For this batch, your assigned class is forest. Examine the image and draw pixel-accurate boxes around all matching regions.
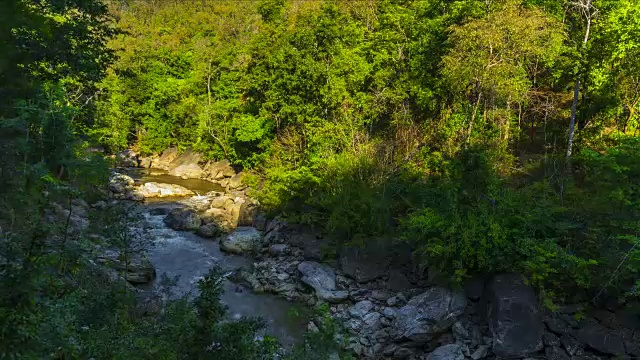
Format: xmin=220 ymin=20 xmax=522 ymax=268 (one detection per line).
xmin=1 ymin=0 xmax=639 ymax=358
xmin=93 ymin=0 xmax=640 ymax=297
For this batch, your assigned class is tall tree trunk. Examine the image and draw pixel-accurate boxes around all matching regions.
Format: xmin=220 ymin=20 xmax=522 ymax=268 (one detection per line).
xmin=566 ymin=0 xmax=594 ymax=163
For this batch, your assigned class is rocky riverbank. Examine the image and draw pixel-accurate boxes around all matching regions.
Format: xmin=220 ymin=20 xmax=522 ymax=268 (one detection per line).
xmin=106 ymin=148 xmax=640 ymax=360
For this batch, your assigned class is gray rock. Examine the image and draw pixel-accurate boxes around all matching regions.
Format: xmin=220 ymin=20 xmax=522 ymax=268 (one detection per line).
xmin=387 ymin=269 xmax=414 ymax=292
xmin=164 ymin=208 xmax=201 ymax=231
xmin=339 ymin=244 xmax=390 ymax=283
xmin=268 ymin=243 xmax=290 ymax=256
xmin=220 ymin=227 xmax=262 ymax=254
xmin=392 ymin=287 xmax=466 ymax=344
xmin=485 ymin=274 xmax=544 ymax=358
xmin=545 ymin=346 xmax=570 ymax=360
xmin=298 ymin=261 xmax=341 ymax=302
xmin=427 ymin=344 xmax=464 ymax=360
xmin=625 ymin=331 xmax=640 ymax=356
xmin=546 ymin=316 xmax=574 ymax=336
xmin=560 ymin=334 xmax=582 ymax=356
xmin=349 ymin=300 xmax=374 ymax=319
xmin=471 ymin=345 xmax=489 ymax=360
xmin=97 ymin=250 xmax=155 ymax=284
xmin=452 ymin=321 xmax=469 ymax=341
xmin=108 ymin=172 xmax=135 ymax=194
xmin=383 ymin=307 xmax=397 ymax=319
xmin=253 ymin=213 xmax=268 ymax=231
xmin=544 ymin=332 xmax=561 ymax=347
xmin=575 ymin=323 xmax=625 ymax=356
xmin=322 ymin=290 xmax=349 ymax=303
xmin=168 ymin=163 xmax=203 ymax=179
xmin=115 ymin=150 xmax=138 ymax=167
xmin=204 ymin=159 xmax=235 ymax=180
xmin=196 ymin=223 xmax=221 ymax=238
xmin=264 ymin=222 xmax=329 ymax=260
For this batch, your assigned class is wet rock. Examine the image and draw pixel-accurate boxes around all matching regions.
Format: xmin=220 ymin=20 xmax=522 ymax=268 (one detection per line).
xmin=575 ymin=323 xmax=625 ymax=356
xmin=427 ymin=344 xmax=464 ymax=360
xmin=253 ymin=213 xmax=268 ymax=231
xmin=197 ymin=223 xmax=221 ymax=238
xmin=220 ymin=227 xmax=262 ymax=254
xmin=164 ymin=208 xmax=201 ymax=231
xmin=201 ymin=207 xmax=235 ymax=232
xmin=392 ymin=287 xmax=466 ymax=344
xmin=168 ymin=163 xmax=204 ymax=179
xmin=485 ymin=274 xmax=544 ymax=358
xmin=115 ymin=149 xmax=138 ymax=167
xmin=136 ymin=182 xmax=194 ymax=198
xmin=149 ymin=207 xmax=171 ymax=216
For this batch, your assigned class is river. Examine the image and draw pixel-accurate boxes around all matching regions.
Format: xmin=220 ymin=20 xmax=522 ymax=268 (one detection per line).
xmin=128 ymin=168 xmax=308 ymax=348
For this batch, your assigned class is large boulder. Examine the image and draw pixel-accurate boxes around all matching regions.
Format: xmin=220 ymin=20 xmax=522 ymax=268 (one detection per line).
xmin=166 ymin=148 xmax=202 ymax=173
xmin=204 ymin=159 xmax=235 ymax=180
xmin=164 ymin=208 xmax=201 ymax=231
xmin=115 ymin=150 xmax=138 ymax=167
xmin=298 ymin=261 xmax=348 ymax=303
xmin=392 ymin=287 xmax=466 ymax=344
xmin=153 ymin=147 xmax=179 ymax=170
xmin=264 ymin=220 xmax=330 ymax=260
xmin=202 ymin=207 xmax=235 ymax=232
xmin=97 ymin=250 xmax=156 ymax=284
xmin=168 ymin=163 xmax=204 ymax=179
xmin=227 ymin=172 xmax=246 ymax=190
xmin=485 ymin=274 xmax=544 ymax=358
xmin=197 ymin=223 xmax=221 ymax=238
xmin=109 ymin=172 xmax=135 ymax=194
xmin=220 ymin=227 xmax=262 ymax=254
xmin=575 ymin=323 xmax=625 ymax=356
xmin=339 ymin=243 xmax=391 ymax=283
xmin=136 ymin=182 xmax=194 ymax=198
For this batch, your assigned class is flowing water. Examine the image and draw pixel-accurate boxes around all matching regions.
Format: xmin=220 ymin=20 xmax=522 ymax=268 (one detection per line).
xmin=130 ymin=171 xmax=307 ymax=347
xmin=126 ymin=168 xmax=225 ymax=194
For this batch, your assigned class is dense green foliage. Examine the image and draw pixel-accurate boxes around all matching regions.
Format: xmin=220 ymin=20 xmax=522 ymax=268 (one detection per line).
xmin=0 ymin=1 xmax=350 ymax=358
xmin=3 ymin=5 xmax=639 ymax=356
xmin=93 ymin=0 xmax=640 ymax=300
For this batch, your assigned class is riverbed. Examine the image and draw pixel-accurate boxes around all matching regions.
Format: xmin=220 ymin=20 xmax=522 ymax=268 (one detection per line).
xmin=131 ymin=171 xmax=307 ymax=347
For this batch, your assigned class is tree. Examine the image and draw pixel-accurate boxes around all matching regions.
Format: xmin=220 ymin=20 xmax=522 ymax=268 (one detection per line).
xmin=442 ymin=0 xmax=564 ymax=149
xmin=566 ymin=0 xmax=598 ymax=161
